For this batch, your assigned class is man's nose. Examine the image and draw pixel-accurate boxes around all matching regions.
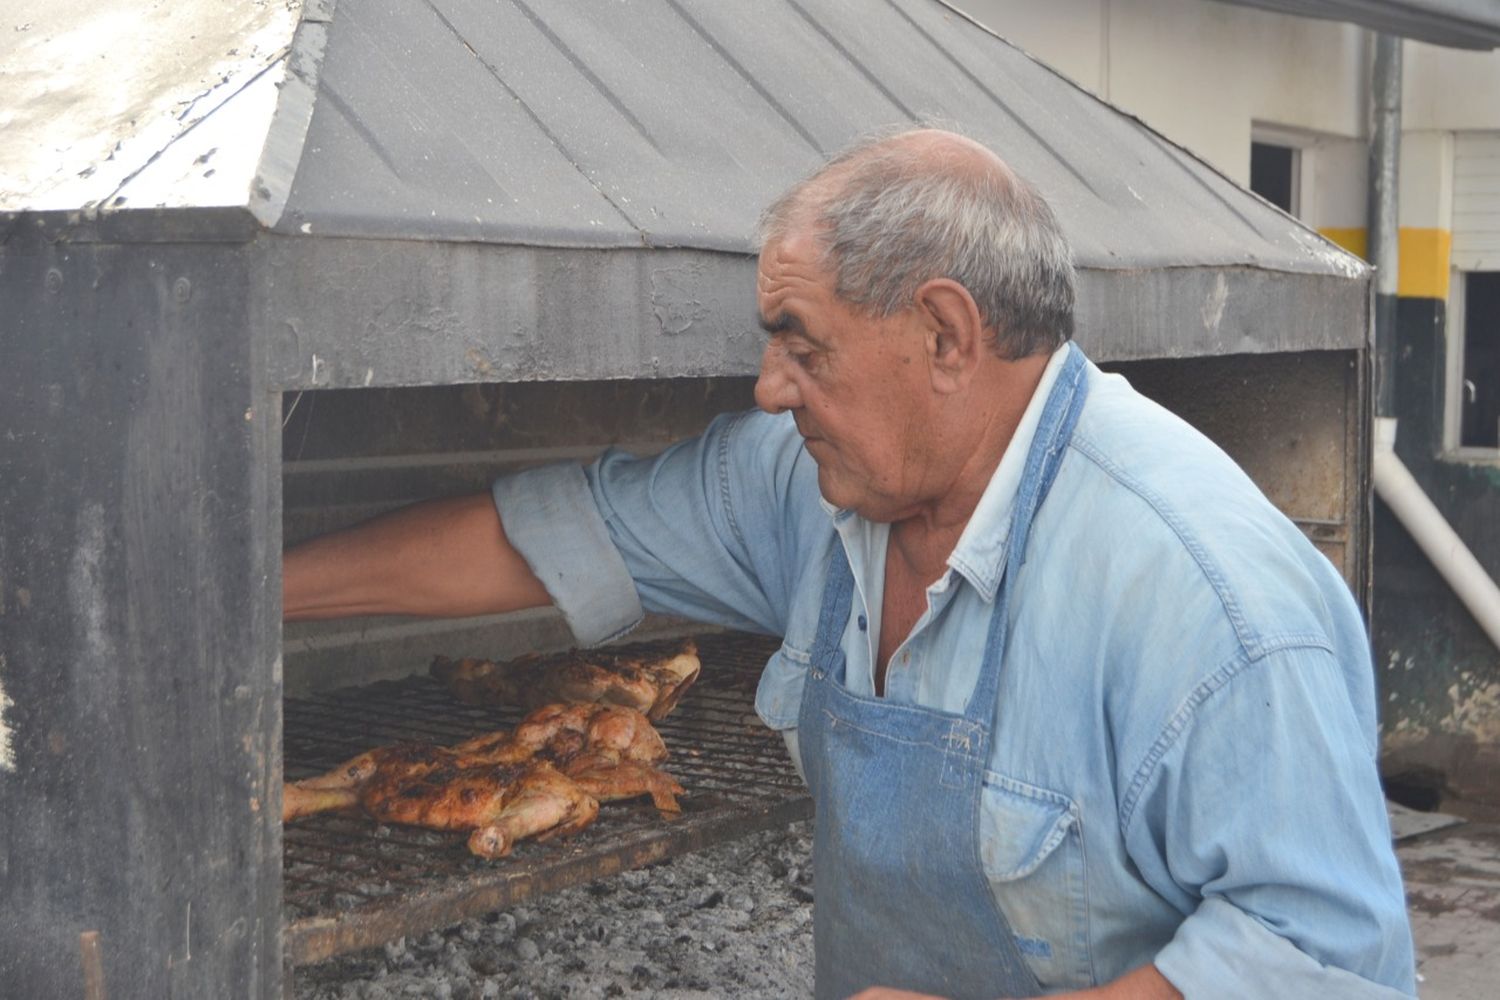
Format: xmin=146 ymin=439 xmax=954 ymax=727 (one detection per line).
xmin=754 ymin=345 xmax=800 ymax=414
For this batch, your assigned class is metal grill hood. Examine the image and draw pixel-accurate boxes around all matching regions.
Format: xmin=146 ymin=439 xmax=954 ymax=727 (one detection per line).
xmin=274 ymin=0 xmax=1345 ymax=272
xmin=2 ymin=0 xmax=1371 ymax=377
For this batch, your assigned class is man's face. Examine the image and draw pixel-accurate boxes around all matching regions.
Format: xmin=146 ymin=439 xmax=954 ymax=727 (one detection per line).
xmin=753 ymin=233 xmax=936 ymax=522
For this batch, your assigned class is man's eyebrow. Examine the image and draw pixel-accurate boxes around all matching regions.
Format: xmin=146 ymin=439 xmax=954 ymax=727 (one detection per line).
xmin=757 ymin=312 xmax=799 ymax=336
xmin=757 ymin=311 xmax=830 ymax=349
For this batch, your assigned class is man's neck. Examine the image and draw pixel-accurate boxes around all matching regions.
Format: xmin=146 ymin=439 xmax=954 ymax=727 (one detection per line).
xmin=894 ymin=350 xmax=1052 ymax=553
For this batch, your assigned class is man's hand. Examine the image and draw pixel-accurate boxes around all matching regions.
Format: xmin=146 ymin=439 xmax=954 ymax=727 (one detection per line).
xmin=845 ymin=962 xmax=1181 ymax=1000
xmin=1053 ymin=963 xmax=1182 ymax=1000
xmin=283 ymin=493 xmax=551 ymax=621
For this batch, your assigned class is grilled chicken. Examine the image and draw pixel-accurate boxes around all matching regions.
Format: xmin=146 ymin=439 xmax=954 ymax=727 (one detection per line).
xmin=288 ymin=703 xmax=663 ymax=803
xmin=465 ymin=764 xmax=601 ymax=859
xmin=283 ymin=742 xmax=452 ymax=821
xmin=431 ymin=640 xmax=700 ymax=721
xmin=361 ymin=758 xmax=599 ymax=859
xmin=499 ymin=701 xmax=669 ymax=765
xmin=565 ymin=754 xmax=684 ymax=814
xmin=282 ymin=783 xmax=362 ymax=820
xmin=282 ymin=703 xmax=683 ymax=854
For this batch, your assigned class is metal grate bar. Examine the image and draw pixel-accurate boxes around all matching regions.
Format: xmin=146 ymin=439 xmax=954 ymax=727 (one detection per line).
xmin=283 ymin=632 xmax=812 ymax=965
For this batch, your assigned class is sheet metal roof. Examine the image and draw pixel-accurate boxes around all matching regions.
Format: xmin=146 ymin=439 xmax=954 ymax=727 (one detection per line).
xmin=2 ymin=0 xmax=1372 ymax=377
xmin=272 ymin=0 xmax=1361 ymax=280
xmin=3 ymin=0 xmax=1362 ymax=275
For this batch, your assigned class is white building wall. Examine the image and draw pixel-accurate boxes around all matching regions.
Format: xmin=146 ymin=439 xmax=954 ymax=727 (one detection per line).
xmin=958 ymin=0 xmax=1108 ymax=94
xmin=1405 ymin=41 xmax=1500 ymax=131
xmin=957 ymin=0 xmax=1366 ymax=187
xmin=1402 ymin=131 xmax=1455 ymax=232
xmin=954 ymin=0 xmax=1500 ymax=289
xmin=960 ymin=0 xmax=1500 ymax=146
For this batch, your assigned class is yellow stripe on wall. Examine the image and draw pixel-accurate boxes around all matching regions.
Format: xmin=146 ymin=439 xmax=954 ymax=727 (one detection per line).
xmin=1317 ymin=227 xmax=1452 ymax=299
xmin=1401 ymin=229 xmax=1453 ymax=299
xmin=1319 ymin=227 xmax=1367 ymax=260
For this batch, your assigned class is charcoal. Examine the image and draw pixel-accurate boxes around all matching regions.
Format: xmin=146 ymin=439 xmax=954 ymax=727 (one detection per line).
xmin=295 ymin=822 xmax=813 ymax=1000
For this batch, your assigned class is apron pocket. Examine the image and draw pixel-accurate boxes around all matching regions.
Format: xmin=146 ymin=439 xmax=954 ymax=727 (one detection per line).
xmin=979 ymin=772 xmax=1092 ymax=990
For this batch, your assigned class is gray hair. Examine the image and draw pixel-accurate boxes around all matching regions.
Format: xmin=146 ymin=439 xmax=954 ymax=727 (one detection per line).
xmin=757 ymin=129 xmax=1075 ymax=359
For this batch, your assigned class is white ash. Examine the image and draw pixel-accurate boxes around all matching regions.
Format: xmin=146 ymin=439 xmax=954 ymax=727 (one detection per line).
xmin=294 ymin=822 xmax=815 ymax=1000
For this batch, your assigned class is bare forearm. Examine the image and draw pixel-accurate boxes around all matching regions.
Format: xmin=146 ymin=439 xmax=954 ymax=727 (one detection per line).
xmin=282 ymin=493 xmax=552 ymax=621
xmin=1073 ymin=964 xmax=1181 ymax=1000
xmin=1030 ymin=963 xmax=1180 ymax=1000
xmin=849 ymin=962 xmax=1181 ymax=1000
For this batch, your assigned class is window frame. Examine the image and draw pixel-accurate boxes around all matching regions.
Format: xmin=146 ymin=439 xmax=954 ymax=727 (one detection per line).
xmin=1443 ymin=267 xmax=1500 ymax=462
xmin=1249 ymin=124 xmax=1317 ymax=222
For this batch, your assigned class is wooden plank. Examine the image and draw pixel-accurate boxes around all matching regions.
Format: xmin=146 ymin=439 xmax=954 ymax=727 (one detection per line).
xmin=0 ymin=235 xmax=283 ymax=998
xmin=80 ymin=931 xmax=106 ymax=1000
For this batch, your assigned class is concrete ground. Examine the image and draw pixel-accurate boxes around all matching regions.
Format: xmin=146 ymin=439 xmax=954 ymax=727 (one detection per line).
xmin=1399 ymin=818 xmax=1500 ymax=998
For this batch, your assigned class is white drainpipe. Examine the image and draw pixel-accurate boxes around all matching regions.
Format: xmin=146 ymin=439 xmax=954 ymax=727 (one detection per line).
xmin=1373 ymin=417 xmax=1500 ymax=652
xmin=1366 ymin=36 xmax=1500 ymax=654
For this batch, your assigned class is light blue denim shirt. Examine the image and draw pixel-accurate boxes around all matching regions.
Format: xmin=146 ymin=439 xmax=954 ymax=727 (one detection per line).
xmin=493 ymin=344 xmax=1416 ymax=997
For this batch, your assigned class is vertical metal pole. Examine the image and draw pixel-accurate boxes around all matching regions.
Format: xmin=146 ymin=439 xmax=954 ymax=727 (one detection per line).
xmin=1369 ymin=32 xmax=1402 ymax=420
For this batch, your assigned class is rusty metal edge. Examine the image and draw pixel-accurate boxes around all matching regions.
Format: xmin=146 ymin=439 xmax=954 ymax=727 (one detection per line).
xmin=284 ymin=794 xmax=813 ymax=965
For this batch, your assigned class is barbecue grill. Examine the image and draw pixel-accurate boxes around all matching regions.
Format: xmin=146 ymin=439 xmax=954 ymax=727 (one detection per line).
xmin=1 ymin=2 xmax=1372 ymax=997
xmin=282 ymin=632 xmax=804 ymax=967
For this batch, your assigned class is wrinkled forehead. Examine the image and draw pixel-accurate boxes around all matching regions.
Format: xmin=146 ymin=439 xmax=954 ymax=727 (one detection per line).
xmin=755 ymin=231 xmax=832 ymax=305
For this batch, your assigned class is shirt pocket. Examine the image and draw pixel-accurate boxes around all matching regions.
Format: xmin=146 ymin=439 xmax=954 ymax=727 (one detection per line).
xmin=979 ymin=771 xmax=1093 ymax=991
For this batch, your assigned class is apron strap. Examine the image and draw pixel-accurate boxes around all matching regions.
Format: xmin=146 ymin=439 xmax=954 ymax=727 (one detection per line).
xmin=811 ymin=541 xmax=856 ymax=668
xmin=963 ymin=344 xmax=1091 ymax=723
xmin=1008 ymin=344 xmax=1090 ymax=571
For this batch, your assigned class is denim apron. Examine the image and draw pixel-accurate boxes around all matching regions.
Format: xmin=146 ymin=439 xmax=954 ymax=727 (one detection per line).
xmin=796 ymin=347 xmax=1089 ymax=1000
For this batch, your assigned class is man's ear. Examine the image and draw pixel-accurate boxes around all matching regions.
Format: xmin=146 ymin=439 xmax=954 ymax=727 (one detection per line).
xmin=914 ymin=278 xmax=986 ymax=394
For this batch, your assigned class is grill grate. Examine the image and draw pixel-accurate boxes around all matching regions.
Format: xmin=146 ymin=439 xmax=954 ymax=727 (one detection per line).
xmin=282 ymin=632 xmax=810 ymax=965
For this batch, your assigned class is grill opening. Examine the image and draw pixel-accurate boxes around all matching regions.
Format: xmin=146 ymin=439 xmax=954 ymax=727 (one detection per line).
xmin=281 ymin=632 xmax=811 ymax=964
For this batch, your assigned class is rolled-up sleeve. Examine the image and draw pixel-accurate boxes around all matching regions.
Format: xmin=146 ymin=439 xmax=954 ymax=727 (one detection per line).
xmin=492 ymin=462 xmax=644 ymax=646
xmin=1124 ymin=643 xmax=1417 ymax=998
xmin=492 ymin=409 xmax=817 ymax=646
xmin=1155 ymin=898 xmax=1412 ymax=999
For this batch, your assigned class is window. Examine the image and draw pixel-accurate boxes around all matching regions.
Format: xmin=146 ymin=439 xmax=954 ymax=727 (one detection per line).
xmin=1250 ymin=141 xmax=1299 ymax=215
xmin=1248 ymin=125 xmax=1322 ymax=222
xmin=1457 ymin=272 xmax=1500 ymax=449
xmin=1449 ymin=134 xmax=1500 ymax=455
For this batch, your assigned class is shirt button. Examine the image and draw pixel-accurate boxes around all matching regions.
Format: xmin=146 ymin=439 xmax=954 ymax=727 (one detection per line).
xmin=857 ymin=614 xmax=867 ymax=632
xmin=901 ymin=650 xmax=911 ymax=664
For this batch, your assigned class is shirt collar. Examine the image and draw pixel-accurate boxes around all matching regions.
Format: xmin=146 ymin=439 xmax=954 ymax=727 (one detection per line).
xmin=820 ymin=342 xmax=1073 ymax=602
xmin=946 ymin=342 xmax=1072 ymax=601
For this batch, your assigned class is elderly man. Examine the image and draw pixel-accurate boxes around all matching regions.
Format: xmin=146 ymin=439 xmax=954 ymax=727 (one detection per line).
xmin=285 ymin=129 xmax=1416 ymax=999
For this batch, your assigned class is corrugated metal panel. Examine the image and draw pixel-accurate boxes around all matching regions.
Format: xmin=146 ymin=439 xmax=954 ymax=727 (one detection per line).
xmin=1213 ymin=0 xmax=1500 ymax=49
xmin=1453 ymin=133 xmax=1500 ymax=270
xmin=273 ymin=0 xmax=1361 ymax=281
